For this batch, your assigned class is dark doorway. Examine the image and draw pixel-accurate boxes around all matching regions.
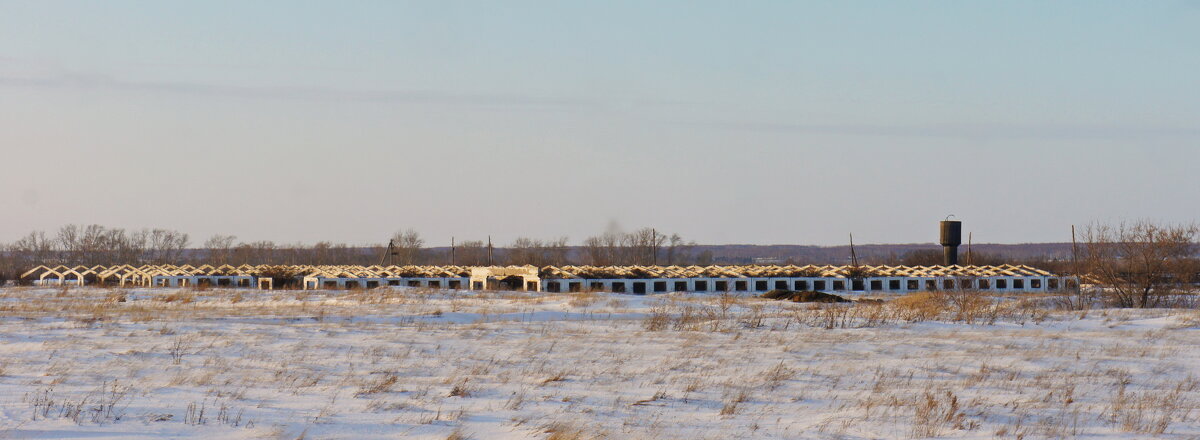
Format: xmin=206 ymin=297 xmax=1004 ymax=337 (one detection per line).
xmin=489 ymin=276 xmax=526 ymax=291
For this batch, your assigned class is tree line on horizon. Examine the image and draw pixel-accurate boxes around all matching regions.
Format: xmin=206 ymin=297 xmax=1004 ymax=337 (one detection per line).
xmin=0 ymin=223 xmax=1060 ymax=277
xmin=0 ymin=223 xmax=708 ymax=281
xmin=2 ymin=221 xmax=1196 ymax=309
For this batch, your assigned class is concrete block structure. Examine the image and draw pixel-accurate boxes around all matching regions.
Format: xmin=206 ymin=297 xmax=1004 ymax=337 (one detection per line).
xmin=19 ymin=263 xmax=1074 ymax=294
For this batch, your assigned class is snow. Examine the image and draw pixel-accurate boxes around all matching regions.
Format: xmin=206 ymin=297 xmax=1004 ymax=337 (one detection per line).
xmin=0 ymin=286 xmax=1197 ymax=439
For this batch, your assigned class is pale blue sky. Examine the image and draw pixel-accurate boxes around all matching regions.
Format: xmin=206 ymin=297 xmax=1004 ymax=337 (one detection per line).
xmin=0 ymin=1 xmax=1197 ymax=246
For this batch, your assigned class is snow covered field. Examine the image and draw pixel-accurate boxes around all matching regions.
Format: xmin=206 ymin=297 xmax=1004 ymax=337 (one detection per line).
xmin=0 ymin=286 xmax=1197 ymax=439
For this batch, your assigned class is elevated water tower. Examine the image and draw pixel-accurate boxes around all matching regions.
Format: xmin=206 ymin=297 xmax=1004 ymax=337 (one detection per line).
xmin=940 ymin=218 xmax=962 ymax=266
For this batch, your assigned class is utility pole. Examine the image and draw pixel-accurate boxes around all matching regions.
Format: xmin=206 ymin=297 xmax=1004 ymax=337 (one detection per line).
xmin=487 ymin=235 xmax=493 ymax=266
xmin=849 ymin=233 xmax=859 ymax=267
xmin=451 ymin=237 xmax=456 ymax=266
xmin=379 ymin=239 xmax=395 ymax=266
xmin=1071 ymin=225 xmax=1079 ymax=275
xmin=967 ymin=232 xmax=973 ymax=266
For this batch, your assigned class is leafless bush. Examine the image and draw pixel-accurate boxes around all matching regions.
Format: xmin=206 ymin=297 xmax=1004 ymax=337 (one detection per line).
xmin=891 ymin=292 xmax=945 ymax=322
xmin=1108 ymin=376 xmax=1196 ymax=435
xmin=215 ymin=401 xmax=246 ymax=427
xmin=184 ymin=401 xmax=207 ymax=425
xmin=643 ymin=303 xmax=672 ymax=331
xmin=23 ymin=381 xmax=132 ymax=425
xmin=738 ymin=304 xmax=766 ymax=328
xmin=889 ymin=291 xmax=998 ymax=324
xmin=169 ymin=336 xmax=188 ymax=365
xmin=1081 ymin=220 xmax=1199 ymax=308
xmin=941 ymin=290 xmax=997 ymax=324
xmin=1051 ymin=287 xmax=1099 ymax=311
xmin=25 ymin=387 xmax=55 ymax=421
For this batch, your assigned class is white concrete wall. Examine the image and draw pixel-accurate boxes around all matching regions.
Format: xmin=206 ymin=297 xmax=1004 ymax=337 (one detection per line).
xmin=537 ymin=276 xmax=1070 ymax=294
xmin=149 ymin=274 xmax=1073 ymax=294
xmin=305 ymin=277 xmax=470 ymax=290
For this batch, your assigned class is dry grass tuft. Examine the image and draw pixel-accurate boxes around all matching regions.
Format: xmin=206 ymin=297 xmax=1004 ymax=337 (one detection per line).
xmin=159 ymin=291 xmax=195 ymax=304
xmin=567 ymin=291 xmax=601 ymax=308
xmin=719 ymin=389 xmax=750 ymax=416
xmin=540 ymin=371 xmax=569 ymax=386
xmin=541 ymin=421 xmax=593 ymax=440
xmin=445 ymin=426 xmax=471 ymax=440
xmin=355 ymin=373 xmax=398 ymax=397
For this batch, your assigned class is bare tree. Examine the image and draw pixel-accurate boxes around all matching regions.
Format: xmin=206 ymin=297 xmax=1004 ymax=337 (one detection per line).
xmin=232 ymin=240 xmax=277 ymax=264
xmin=6 ymin=231 xmax=56 ymax=280
xmin=146 ymin=229 xmax=190 ymax=264
xmin=391 ymin=229 xmax=424 ymax=265
xmin=507 ymin=237 xmax=540 ymax=266
xmin=542 ymin=236 xmax=570 ymax=266
xmin=507 ymin=236 xmax=569 ymax=266
xmin=626 ymin=228 xmax=666 ymax=265
xmin=55 ymin=224 xmax=141 ymax=265
xmin=12 ymin=231 xmax=56 ymax=265
xmin=1080 ymin=220 xmax=1198 ymax=308
xmin=581 ymin=223 xmax=690 ymax=266
xmin=204 ymin=235 xmax=238 ymax=265
xmin=582 ymin=232 xmax=623 ymax=265
xmin=455 ymin=240 xmax=488 ymax=266
xmin=665 ymin=233 xmax=695 ymax=265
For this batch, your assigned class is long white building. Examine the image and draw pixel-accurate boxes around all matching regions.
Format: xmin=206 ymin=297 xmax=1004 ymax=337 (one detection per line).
xmin=20 ymin=264 xmax=1074 ymax=294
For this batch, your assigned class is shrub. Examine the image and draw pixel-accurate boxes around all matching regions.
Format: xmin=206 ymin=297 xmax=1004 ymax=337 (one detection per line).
xmin=891 ymin=292 xmax=946 ymax=322
xmin=890 ymin=291 xmax=997 ymax=324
